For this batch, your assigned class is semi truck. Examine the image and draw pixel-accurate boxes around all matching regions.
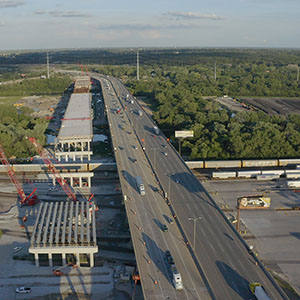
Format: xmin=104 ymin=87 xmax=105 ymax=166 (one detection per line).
xmin=165 ymin=250 xmax=183 ymax=291
xmin=136 ymin=176 xmax=145 ymax=195
xmin=249 ymin=283 xmax=271 ymax=300
xmin=153 ymin=126 xmax=159 ymax=135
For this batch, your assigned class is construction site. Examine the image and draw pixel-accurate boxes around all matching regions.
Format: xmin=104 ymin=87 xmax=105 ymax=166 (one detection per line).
xmin=0 ymin=75 xmax=141 ymax=300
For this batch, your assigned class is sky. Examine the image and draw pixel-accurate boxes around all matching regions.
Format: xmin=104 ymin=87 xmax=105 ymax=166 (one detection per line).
xmin=0 ymin=0 xmax=300 ymax=50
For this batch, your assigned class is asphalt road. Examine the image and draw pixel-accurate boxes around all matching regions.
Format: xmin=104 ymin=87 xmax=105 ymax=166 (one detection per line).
xmin=101 ymin=76 xmax=289 ymax=300
xmin=99 ymin=76 xmax=211 ymax=300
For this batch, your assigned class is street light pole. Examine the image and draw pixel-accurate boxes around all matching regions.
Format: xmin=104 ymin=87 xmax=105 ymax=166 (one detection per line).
xmin=188 ymin=217 xmax=202 ymax=250
xmin=150 ymin=148 xmax=158 ymax=170
xmin=165 ymin=172 xmax=175 ymax=200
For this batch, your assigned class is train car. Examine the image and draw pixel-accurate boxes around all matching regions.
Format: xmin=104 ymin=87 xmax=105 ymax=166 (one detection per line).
xmin=242 ymin=159 xmax=278 ymax=168
xmin=279 ymin=158 xmax=300 ymax=166
xmin=237 ymin=170 xmax=261 ymax=178
xmin=256 ymin=174 xmax=280 ymax=180
xmin=185 ymin=161 xmax=204 ymax=169
xmin=261 ymin=170 xmax=285 ymax=176
xmin=212 ymin=172 xmax=236 ymax=179
xmin=286 ymin=173 xmax=300 ymax=179
xmin=205 ymin=160 xmax=241 ymax=169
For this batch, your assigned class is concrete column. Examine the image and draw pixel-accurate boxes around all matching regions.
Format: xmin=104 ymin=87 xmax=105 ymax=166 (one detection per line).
xmin=81 ymin=141 xmax=84 ymax=151
xmin=75 ymin=142 xmax=77 ymax=151
xmin=88 ymin=177 xmax=91 ymax=188
xmin=88 ymin=141 xmax=90 ymax=151
xmin=65 ymin=154 xmax=69 ymax=162
xmin=73 ymin=153 xmax=76 ymax=162
xmin=79 ymin=177 xmax=83 ymax=188
xmin=80 ymin=154 xmax=83 ymax=162
xmin=53 ymin=177 xmax=56 ymax=186
xmin=70 ymin=176 xmax=73 ymax=187
xmin=90 ymin=253 xmax=94 ymax=267
xmin=34 ymin=253 xmax=39 ymax=267
xmin=62 ymin=253 xmax=66 ymax=266
xmin=49 ymin=253 xmax=53 ymax=267
xmin=75 ymin=253 xmax=80 ymax=266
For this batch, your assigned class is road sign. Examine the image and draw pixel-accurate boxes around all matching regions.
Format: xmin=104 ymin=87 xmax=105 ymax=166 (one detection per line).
xmin=175 ymin=131 xmax=194 ymax=138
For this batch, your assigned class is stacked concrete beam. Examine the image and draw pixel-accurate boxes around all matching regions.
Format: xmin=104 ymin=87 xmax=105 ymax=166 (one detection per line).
xmin=29 ymin=200 xmax=98 ymax=267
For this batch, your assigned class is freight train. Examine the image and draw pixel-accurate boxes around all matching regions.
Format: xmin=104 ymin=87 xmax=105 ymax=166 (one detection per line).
xmin=186 ymin=158 xmax=300 ymax=169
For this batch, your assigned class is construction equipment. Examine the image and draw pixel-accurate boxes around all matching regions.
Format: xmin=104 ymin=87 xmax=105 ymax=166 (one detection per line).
xmin=53 ymin=263 xmax=77 ymax=276
xmin=249 ymin=282 xmax=271 ymax=300
xmin=132 ymin=271 xmax=140 ymax=300
xmin=27 ymin=137 xmax=77 ymax=202
xmin=0 ymin=144 xmax=38 ymax=206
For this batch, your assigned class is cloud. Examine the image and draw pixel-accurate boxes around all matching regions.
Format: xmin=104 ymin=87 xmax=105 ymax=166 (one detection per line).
xmin=0 ymin=0 xmax=24 ymax=8
xmin=34 ymin=10 xmax=91 ymax=18
xmin=97 ymin=22 xmax=195 ymax=31
xmin=165 ymin=11 xmax=224 ymax=20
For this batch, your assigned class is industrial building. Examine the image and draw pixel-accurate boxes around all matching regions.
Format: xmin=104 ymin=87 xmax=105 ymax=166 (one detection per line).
xmin=29 ymin=200 xmax=98 ymax=268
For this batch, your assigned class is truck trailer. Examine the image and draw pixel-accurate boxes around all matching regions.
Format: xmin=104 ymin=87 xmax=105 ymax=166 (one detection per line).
xmin=165 ymin=250 xmax=183 ymax=291
xmin=135 ymin=176 xmax=145 ymax=195
xmin=249 ymin=283 xmax=271 ymax=300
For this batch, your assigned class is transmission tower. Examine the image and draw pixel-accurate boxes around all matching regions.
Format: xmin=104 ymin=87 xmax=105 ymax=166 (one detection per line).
xmin=47 ymin=52 xmax=50 ymax=79
xmin=137 ymin=49 xmax=140 ymax=81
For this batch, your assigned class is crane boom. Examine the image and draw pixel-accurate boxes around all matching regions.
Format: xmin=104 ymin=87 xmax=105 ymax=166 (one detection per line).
xmin=27 ymin=137 xmax=77 ymax=202
xmin=0 ymin=144 xmax=38 ymax=206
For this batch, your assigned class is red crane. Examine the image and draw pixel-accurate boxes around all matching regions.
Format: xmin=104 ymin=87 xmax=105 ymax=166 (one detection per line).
xmin=27 ymin=137 xmax=77 ymax=202
xmin=0 ymin=144 xmax=38 ymax=206
xmin=78 ymin=63 xmax=84 ymax=76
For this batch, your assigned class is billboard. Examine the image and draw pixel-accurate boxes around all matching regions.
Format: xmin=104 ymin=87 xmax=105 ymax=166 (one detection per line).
xmin=175 ymin=131 xmax=194 ymax=138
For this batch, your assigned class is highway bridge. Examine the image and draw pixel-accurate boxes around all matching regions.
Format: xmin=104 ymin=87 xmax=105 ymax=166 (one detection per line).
xmin=95 ymin=74 xmax=288 ymax=300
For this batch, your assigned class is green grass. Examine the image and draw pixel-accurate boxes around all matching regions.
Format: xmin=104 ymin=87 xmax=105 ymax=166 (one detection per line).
xmin=0 ymin=96 xmax=23 ymax=105
xmin=0 ymin=229 xmax=3 ymax=238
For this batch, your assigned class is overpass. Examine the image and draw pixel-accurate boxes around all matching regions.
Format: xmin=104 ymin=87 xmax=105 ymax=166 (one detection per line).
xmin=99 ymin=76 xmax=211 ymax=299
xmin=96 ymin=74 xmax=288 ymax=300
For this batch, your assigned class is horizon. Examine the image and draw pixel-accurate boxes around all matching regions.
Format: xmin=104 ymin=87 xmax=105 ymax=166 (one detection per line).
xmin=0 ymin=0 xmax=300 ymax=50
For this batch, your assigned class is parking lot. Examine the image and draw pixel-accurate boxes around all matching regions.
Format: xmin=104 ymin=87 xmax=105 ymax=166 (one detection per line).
xmin=201 ymin=177 xmax=300 ymax=296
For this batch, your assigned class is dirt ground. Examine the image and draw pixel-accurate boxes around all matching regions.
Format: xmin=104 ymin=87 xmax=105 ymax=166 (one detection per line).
xmin=240 ymin=97 xmax=300 ymax=115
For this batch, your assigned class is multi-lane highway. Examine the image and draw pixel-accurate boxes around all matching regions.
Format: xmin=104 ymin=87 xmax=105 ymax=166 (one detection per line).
xmin=98 ymin=75 xmax=288 ymax=300
xmin=99 ymin=76 xmax=212 ymax=300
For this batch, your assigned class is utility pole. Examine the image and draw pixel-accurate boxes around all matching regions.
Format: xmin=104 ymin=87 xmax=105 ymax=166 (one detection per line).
xmin=188 ymin=217 xmax=202 ymax=250
xmin=236 ymin=198 xmax=241 ymax=232
xmin=47 ymin=52 xmax=50 ymax=79
xmin=137 ymin=49 xmax=140 ymax=81
xmin=214 ymin=61 xmax=217 ymax=81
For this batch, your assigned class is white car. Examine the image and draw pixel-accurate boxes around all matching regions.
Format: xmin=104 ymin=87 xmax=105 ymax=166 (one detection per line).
xmin=163 ymin=152 xmax=168 ymax=156
xmin=16 ymin=287 xmax=31 ymax=294
xmin=13 ymin=246 xmax=22 ymax=253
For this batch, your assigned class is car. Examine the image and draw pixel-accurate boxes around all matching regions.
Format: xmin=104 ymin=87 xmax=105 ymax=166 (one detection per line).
xmin=13 ymin=246 xmax=22 ymax=253
xmin=16 ymin=287 xmax=31 ymax=294
xmin=132 ymin=159 xmax=137 ymax=164
xmin=133 ymin=146 xmax=138 ymax=150
xmin=165 ymin=250 xmax=171 ymax=258
xmin=163 ymin=152 xmax=168 ymax=156
xmin=162 ymin=145 xmax=167 ymax=149
xmin=169 ymin=218 xmax=174 ymax=224
xmin=162 ymin=224 xmax=168 ymax=232
xmin=175 ymin=179 xmax=180 ymax=184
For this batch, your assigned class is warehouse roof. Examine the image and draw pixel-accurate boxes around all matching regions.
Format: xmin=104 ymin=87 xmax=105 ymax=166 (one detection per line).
xmin=58 ymin=93 xmax=93 ymax=140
